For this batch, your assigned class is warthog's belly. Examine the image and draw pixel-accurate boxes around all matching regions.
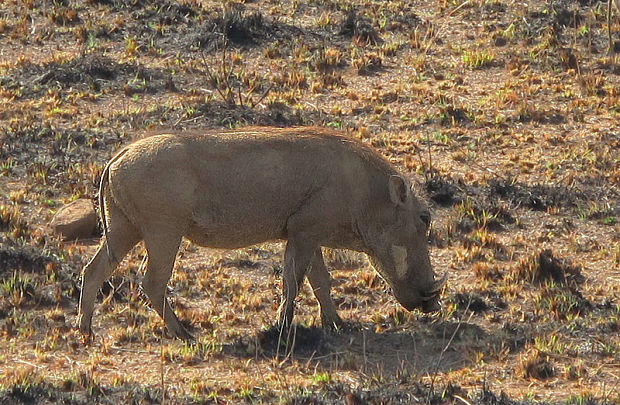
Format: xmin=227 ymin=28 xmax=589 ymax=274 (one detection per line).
xmin=185 ymin=213 xmax=287 ymax=249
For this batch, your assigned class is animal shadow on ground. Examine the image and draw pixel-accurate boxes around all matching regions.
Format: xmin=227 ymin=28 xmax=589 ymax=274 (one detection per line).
xmin=222 ymin=321 xmax=494 ymax=376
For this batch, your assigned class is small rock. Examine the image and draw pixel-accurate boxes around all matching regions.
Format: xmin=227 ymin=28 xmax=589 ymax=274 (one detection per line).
xmin=50 ymin=199 xmax=97 ymax=241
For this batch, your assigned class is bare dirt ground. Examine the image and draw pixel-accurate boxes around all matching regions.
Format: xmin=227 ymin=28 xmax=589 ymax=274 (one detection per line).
xmin=0 ymin=0 xmax=618 ymax=404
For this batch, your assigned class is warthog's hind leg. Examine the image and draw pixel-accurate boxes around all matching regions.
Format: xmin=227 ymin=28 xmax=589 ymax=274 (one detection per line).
xmin=78 ymin=202 xmax=139 ymax=338
xmin=142 ymin=230 xmax=193 ymax=341
xmin=307 ymin=248 xmax=343 ymax=329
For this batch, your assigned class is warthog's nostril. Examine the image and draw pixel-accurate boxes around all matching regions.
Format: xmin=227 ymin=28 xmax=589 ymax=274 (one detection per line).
xmin=420 ymin=292 xmax=438 ymax=301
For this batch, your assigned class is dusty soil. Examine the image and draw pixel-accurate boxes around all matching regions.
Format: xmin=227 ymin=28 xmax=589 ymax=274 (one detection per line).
xmin=0 ymin=0 xmax=618 ymax=404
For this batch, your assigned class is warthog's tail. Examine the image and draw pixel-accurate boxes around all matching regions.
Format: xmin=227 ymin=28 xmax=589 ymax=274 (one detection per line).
xmin=98 ymin=147 xmax=129 ymax=265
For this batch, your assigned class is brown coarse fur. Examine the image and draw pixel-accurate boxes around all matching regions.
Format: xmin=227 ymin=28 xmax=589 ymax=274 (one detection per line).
xmin=78 ymin=126 xmax=444 ymax=340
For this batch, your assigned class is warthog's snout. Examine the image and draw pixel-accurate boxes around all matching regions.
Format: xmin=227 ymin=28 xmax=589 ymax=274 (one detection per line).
xmin=421 ymin=298 xmax=441 ymax=312
xmin=396 ymin=272 xmax=447 ymax=313
xmin=399 ymin=295 xmax=440 ymax=313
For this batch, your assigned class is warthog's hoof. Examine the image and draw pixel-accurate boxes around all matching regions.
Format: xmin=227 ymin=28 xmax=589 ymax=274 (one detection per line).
xmin=77 ymin=328 xmax=93 ymax=346
xmin=321 ymin=317 xmax=346 ymax=332
xmin=166 ymin=326 xmax=195 ymax=342
xmin=325 ymin=320 xmax=359 ymax=333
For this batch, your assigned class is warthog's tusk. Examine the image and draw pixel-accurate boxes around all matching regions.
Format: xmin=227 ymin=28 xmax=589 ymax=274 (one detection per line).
xmin=427 ymin=272 xmax=448 ymax=294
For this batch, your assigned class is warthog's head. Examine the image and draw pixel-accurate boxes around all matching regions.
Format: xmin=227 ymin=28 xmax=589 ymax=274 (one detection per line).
xmin=367 ymin=175 xmax=447 ymax=313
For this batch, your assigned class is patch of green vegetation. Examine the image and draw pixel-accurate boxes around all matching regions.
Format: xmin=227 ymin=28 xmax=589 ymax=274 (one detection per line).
xmin=534 ymin=282 xmax=589 ymax=321
xmin=312 ymin=372 xmax=331 ymax=384
xmin=462 ymin=49 xmax=495 ymax=69
xmin=0 ymin=158 xmax=14 ymax=176
xmin=0 ymin=271 xmax=36 ymax=308
xmin=566 ymin=392 xmax=599 ymax=405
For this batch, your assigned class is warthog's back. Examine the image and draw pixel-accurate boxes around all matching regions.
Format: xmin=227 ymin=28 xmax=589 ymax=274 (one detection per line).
xmin=107 ymin=127 xmax=397 ymax=249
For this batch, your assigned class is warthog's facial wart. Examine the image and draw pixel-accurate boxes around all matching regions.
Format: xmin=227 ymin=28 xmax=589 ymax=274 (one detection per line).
xmin=391 ymin=245 xmax=408 ymax=278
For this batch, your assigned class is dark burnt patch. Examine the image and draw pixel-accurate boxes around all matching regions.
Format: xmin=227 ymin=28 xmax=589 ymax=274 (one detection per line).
xmin=82 ymin=1 xmax=301 ymax=54
xmin=512 ymin=249 xmax=584 ymax=286
xmin=449 ymin=290 xmax=507 ymax=315
xmin=440 ymin=106 xmax=472 ymax=126
xmin=290 ymin=382 xmax=530 ymax=405
xmin=130 ymin=0 xmax=198 ymax=23
xmin=197 ymin=101 xmax=293 ymax=127
xmin=425 ymin=175 xmax=464 ymax=206
xmin=17 ymin=54 xmax=116 ymax=87
xmin=2 ymin=54 xmax=175 ymax=99
xmin=0 ymin=378 xmax=534 ymax=405
xmin=80 ymin=0 xmax=203 ymax=48
xmin=539 ymin=283 xmax=591 ymax=320
xmin=474 ymin=387 xmax=525 ymax=405
xmin=0 ymin=245 xmax=54 ymax=275
xmin=216 ymin=9 xmax=265 ymax=46
xmin=87 ymin=0 xmax=143 ymax=9
xmin=338 ymin=11 xmax=382 ymax=45
xmin=461 ymin=0 xmax=507 ymax=21
xmin=514 ymin=0 xmax=610 ymax=59
xmin=550 ymin=1 xmax=583 ymax=30
xmin=516 ymin=107 xmax=567 ymax=124
xmin=500 ymin=323 xmax=531 ymax=354
xmin=0 ymin=244 xmax=80 ymax=315
xmin=511 ymin=250 xmax=591 ymax=319
xmin=218 ymin=257 xmax=261 ymax=269
xmin=596 ymin=316 xmax=619 ymax=336
xmin=488 ymin=180 xmax=585 ymax=211
xmin=193 ymin=8 xmax=266 ymax=49
xmin=425 ymin=175 xmax=587 ymax=214
xmin=193 ymin=8 xmax=298 ymax=51
xmin=457 ymin=199 xmax=516 ymax=233
xmin=381 ymin=7 xmax=424 ymax=33
xmin=586 ymin=205 xmax=619 ymax=225
xmin=47 ymin=3 xmax=81 ymax=27
xmin=0 ymin=381 xmax=181 ymax=405
xmin=537 ymin=249 xmax=584 ymax=285
xmin=451 ymin=292 xmax=489 ymax=313
xmin=88 ymin=0 xmax=197 ymax=15
xmin=174 ymin=100 xmax=331 ymax=129
xmin=523 ymin=353 xmax=556 ymax=380
xmin=356 ymin=54 xmax=384 ymax=76
xmin=0 ymin=125 xmax=119 ymax=184
xmin=0 ymin=383 xmax=59 ymax=405
xmin=517 ymin=1 xmax=581 ymax=42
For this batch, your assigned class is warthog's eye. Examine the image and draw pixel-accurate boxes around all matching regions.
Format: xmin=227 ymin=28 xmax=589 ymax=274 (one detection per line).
xmin=420 ymin=211 xmax=431 ymax=229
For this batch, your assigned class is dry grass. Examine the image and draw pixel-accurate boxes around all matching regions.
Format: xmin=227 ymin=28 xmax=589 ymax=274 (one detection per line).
xmin=0 ymin=0 xmax=619 ymax=404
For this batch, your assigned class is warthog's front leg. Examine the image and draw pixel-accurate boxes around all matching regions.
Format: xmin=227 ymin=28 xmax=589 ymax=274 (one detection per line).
xmin=307 ymin=248 xmax=343 ymax=329
xmin=277 ymin=239 xmax=315 ymax=329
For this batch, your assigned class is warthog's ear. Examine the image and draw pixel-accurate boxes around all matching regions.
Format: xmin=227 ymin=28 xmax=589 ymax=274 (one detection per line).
xmin=388 ymin=175 xmax=410 ymax=207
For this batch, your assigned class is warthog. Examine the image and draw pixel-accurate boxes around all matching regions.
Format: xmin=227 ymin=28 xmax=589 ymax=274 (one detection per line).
xmin=78 ymin=127 xmax=446 ymax=340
